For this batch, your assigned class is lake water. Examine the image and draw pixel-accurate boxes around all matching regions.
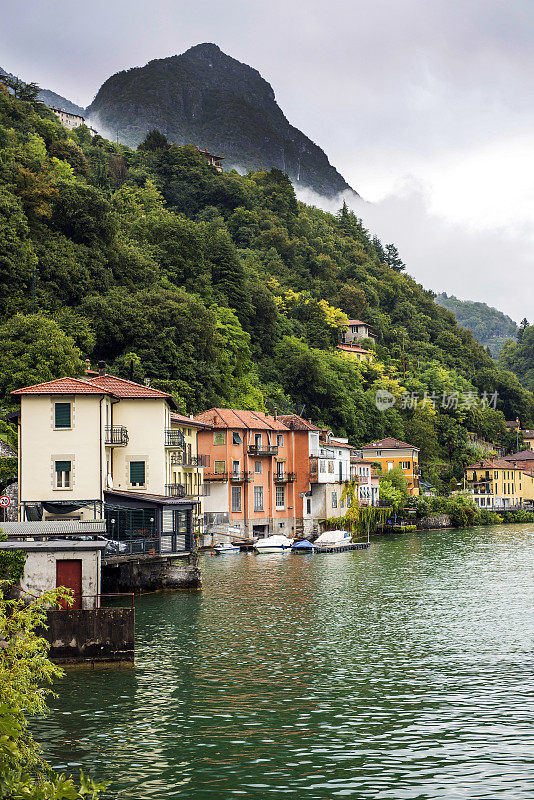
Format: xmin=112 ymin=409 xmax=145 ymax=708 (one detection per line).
xmin=35 ymin=524 xmax=534 ymax=799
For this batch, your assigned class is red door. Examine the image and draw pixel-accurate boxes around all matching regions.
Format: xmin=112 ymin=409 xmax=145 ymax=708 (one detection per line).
xmin=56 ymin=559 xmax=82 ymax=609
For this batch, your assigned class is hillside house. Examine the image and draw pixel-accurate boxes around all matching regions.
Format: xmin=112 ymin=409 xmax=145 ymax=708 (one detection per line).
xmin=342 ymin=319 xmax=375 ymax=344
xmin=361 ymin=437 xmax=420 ymax=496
xmin=196 ymin=147 xmax=224 ymax=172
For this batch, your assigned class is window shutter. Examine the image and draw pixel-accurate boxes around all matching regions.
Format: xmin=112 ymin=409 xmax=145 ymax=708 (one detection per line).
xmin=214 ymin=431 xmax=226 ymax=445
xmin=55 ymin=460 xmax=71 ymax=472
xmin=55 ymin=403 xmax=71 ymax=428
xmin=130 ymin=461 xmax=146 ymax=484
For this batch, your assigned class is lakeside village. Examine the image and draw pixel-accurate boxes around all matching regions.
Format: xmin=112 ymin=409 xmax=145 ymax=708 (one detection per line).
xmin=1 ymin=308 xmax=534 ymax=663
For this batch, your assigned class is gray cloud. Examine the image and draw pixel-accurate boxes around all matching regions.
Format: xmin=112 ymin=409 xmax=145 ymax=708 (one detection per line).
xmin=2 ymin=0 xmax=533 ymax=318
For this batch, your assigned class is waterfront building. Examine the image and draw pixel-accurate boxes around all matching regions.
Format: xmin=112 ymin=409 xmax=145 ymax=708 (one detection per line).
xmin=195 ymin=408 xmax=294 ymax=539
xmin=350 ymin=456 xmax=380 ymax=506
xmin=465 ymin=459 xmax=534 ymax=509
xmin=361 ymin=437 xmax=420 ymax=496
xmin=11 ymin=367 xmax=198 ymax=553
xmin=169 ymin=412 xmax=211 ymax=534
xmin=279 ymin=414 xmax=353 ymax=536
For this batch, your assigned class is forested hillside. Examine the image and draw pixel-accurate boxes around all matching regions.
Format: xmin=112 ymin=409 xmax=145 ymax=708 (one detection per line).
xmin=0 ymin=84 xmax=532 ymax=491
xmin=435 ymin=293 xmax=518 ymax=357
xmin=499 ymin=321 xmax=534 ymax=391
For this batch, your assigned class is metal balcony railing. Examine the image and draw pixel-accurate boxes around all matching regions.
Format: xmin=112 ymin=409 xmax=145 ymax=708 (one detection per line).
xmin=105 ymin=425 xmax=129 ymax=446
xmin=203 ymin=471 xmax=228 ymax=482
xmin=170 ymin=452 xmax=210 ymax=467
xmin=165 ymin=429 xmax=185 ymax=447
xmin=274 ymin=472 xmax=296 ymax=483
xmin=165 ymin=483 xmax=187 ymax=498
xmin=230 ymin=471 xmax=252 ymax=483
xmin=247 ymin=444 xmax=278 ymax=456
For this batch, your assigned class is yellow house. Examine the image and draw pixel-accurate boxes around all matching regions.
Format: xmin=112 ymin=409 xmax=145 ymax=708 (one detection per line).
xmin=522 ymin=429 xmax=534 ymax=450
xmin=361 ymin=437 xmax=420 ymax=496
xmin=10 ymin=371 xmax=199 ymax=554
xmin=170 ymin=412 xmax=212 ymax=533
xmin=465 ymin=459 xmax=534 ymax=508
xmin=336 ymin=344 xmax=375 ymax=363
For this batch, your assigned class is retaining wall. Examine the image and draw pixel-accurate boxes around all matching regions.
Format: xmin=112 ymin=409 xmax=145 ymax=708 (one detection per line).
xmin=45 ymin=607 xmax=134 ymax=665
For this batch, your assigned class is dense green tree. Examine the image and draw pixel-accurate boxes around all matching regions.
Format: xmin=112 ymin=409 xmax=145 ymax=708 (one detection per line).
xmin=138 ymin=129 xmax=170 ymax=151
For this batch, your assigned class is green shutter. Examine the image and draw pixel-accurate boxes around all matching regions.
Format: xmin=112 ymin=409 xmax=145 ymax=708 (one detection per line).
xmin=55 ymin=403 xmax=71 ymax=428
xmin=130 ymin=461 xmax=145 ymax=484
xmin=55 ymin=460 xmax=71 ymax=472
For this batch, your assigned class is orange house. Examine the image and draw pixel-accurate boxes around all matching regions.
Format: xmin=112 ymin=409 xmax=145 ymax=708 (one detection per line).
xmin=361 ymin=437 xmax=420 ymax=496
xmin=195 ymin=409 xmax=298 ymax=539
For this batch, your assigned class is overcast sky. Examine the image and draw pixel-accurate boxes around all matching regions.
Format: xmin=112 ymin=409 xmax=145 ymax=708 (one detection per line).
xmin=2 ymin=0 xmax=533 ymax=320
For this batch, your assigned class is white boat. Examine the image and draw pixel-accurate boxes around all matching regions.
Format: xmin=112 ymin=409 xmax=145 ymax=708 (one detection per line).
xmin=254 ymin=534 xmax=293 ymax=553
xmin=313 ymin=529 xmax=352 ymax=547
xmin=213 ymin=542 xmax=241 ymax=554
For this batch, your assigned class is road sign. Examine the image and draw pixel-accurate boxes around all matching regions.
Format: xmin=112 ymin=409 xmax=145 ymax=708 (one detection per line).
xmin=0 ymin=496 xmax=10 ymax=508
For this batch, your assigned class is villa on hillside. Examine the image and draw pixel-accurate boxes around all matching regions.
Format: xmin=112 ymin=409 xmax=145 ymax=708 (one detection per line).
xmin=336 ymin=343 xmax=375 ymax=363
xmin=465 ymin=458 xmax=534 ymax=509
xmin=361 ymin=437 xmax=420 ymax=496
xmin=196 ymin=147 xmax=224 ymax=172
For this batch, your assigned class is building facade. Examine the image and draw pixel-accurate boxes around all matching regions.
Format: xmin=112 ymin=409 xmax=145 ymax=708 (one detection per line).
xmin=465 ymin=459 xmax=534 ymax=508
xmin=342 ymin=319 xmax=375 ymax=344
xmin=336 ymin=343 xmax=375 ymax=363
xmin=350 ymin=457 xmax=380 ymax=506
xmin=361 ymin=437 xmax=420 ymax=496
xmin=11 ymin=371 xmax=197 ymax=553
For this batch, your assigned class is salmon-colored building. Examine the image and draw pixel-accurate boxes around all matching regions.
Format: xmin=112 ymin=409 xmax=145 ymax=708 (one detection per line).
xmin=195 ymin=409 xmax=298 ymax=539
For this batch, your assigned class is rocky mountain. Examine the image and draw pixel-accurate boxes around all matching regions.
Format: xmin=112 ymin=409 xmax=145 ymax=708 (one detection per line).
xmin=0 ymin=67 xmax=85 ymax=116
xmin=86 ymin=43 xmax=356 ymax=198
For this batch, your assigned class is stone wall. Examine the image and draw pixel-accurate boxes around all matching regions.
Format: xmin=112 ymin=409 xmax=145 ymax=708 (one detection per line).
xmin=45 ymin=607 xmax=134 ymax=665
xmin=102 ymin=554 xmax=201 ymax=593
xmin=417 ymin=514 xmax=452 ymax=530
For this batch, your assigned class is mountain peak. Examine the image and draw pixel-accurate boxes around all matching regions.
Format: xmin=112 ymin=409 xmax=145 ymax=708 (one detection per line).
xmin=87 ymin=44 xmax=357 ymax=198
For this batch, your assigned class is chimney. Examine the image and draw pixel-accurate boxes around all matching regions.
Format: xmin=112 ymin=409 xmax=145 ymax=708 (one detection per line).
xmin=144 ymin=378 xmax=151 ymax=387
xmin=84 ymin=358 xmax=91 ymax=374
xmin=273 ymin=407 xmax=278 ymax=420
xmin=98 ymin=360 xmax=106 ymax=376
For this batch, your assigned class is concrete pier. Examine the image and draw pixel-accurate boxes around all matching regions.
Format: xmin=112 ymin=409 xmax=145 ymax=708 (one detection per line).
xmin=102 ymin=553 xmax=202 ymax=593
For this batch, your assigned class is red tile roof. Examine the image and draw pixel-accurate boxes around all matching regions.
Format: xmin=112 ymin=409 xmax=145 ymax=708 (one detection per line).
xmin=346 ymin=319 xmax=369 ymax=327
xmin=336 ymin=344 xmax=374 ymax=354
xmin=362 ymin=437 xmax=419 ymax=451
xmin=277 ymin=414 xmax=321 ymax=431
xmin=503 ymin=449 xmax=534 ymax=461
xmin=171 ymin=412 xmax=212 ymax=429
xmin=86 ymin=375 xmax=177 ymax=407
xmin=194 ymin=408 xmax=288 ymax=431
xmin=11 ymin=376 xmax=109 ymax=396
xmin=466 ymin=458 xmax=520 ymax=469
xmin=329 ymin=438 xmax=355 ymax=449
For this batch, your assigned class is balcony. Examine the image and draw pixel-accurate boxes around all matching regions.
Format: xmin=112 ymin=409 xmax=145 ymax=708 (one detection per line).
xmin=230 ymin=471 xmax=252 ymax=483
xmin=165 ymin=429 xmax=185 ymax=448
xmin=248 ymin=444 xmax=278 ymax=456
xmin=105 ymin=425 xmax=128 ymax=446
xmin=274 ymin=472 xmax=296 ymax=483
xmin=203 ymin=471 xmax=228 ymax=482
xmin=170 ymin=452 xmax=210 ymax=467
xmin=165 ymin=483 xmax=187 ymax=498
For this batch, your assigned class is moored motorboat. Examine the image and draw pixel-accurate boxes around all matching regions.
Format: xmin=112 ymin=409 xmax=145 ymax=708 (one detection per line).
xmin=313 ymin=529 xmax=352 ymax=548
xmin=213 ymin=542 xmax=241 ymax=554
xmin=254 ymin=534 xmax=293 ymax=553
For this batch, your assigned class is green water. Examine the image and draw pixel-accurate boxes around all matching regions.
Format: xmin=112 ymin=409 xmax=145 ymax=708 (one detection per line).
xmin=35 ymin=525 xmax=534 ymax=799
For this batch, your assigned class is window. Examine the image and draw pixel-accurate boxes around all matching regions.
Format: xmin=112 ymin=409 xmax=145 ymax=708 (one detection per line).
xmin=331 ymin=492 xmax=338 ymax=508
xmin=276 ymin=462 xmax=284 ymax=477
xmin=231 ymin=486 xmax=242 ymax=512
xmin=306 ymin=498 xmax=311 ymax=514
xmin=232 ymin=432 xmax=242 ymax=445
xmin=277 ymin=434 xmax=284 ymax=447
xmin=254 ymin=486 xmax=264 ymax=511
xmin=376 ymin=450 xmax=382 ymax=456
xmin=214 ymin=431 xmax=226 ymax=445
xmin=346 ymin=495 xmax=352 ymax=508
xmin=328 ymin=461 xmax=334 ymax=473
xmin=214 ymin=460 xmax=226 ymax=474
xmin=275 ymin=485 xmax=285 ymax=509
xmin=400 ymin=461 xmax=410 ymax=470
xmin=320 ymin=461 xmax=326 ymax=473
xmin=54 ymin=402 xmax=71 ymax=429
xmin=232 ymin=460 xmax=240 ymax=476
xmin=129 ymin=461 xmax=145 ymax=486
xmin=255 ymin=461 xmax=262 ymax=474
xmin=254 ymin=433 xmax=262 ymax=448
xmin=55 ymin=460 xmax=71 ymax=488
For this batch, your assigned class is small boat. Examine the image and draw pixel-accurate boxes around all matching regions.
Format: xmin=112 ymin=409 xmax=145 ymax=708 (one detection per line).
xmin=254 ymin=534 xmax=293 ymax=553
xmin=292 ymin=539 xmax=317 ymax=552
xmin=314 ymin=529 xmax=352 ymax=548
xmin=213 ymin=542 xmax=241 ymax=554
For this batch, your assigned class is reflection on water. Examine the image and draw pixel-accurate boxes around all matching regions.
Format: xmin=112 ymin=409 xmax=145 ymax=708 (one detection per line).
xmin=35 ymin=525 xmax=534 ymax=799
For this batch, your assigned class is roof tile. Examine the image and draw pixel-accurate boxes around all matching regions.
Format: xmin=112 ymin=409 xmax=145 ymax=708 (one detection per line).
xmin=12 ymin=376 xmax=108 ymax=396
xmin=362 ymin=437 xmax=419 ymax=451
xmin=194 ymin=408 xmax=289 ymax=431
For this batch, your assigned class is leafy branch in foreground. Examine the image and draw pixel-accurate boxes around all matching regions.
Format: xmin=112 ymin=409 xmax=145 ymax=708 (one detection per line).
xmin=0 ymin=581 xmax=108 ymax=799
